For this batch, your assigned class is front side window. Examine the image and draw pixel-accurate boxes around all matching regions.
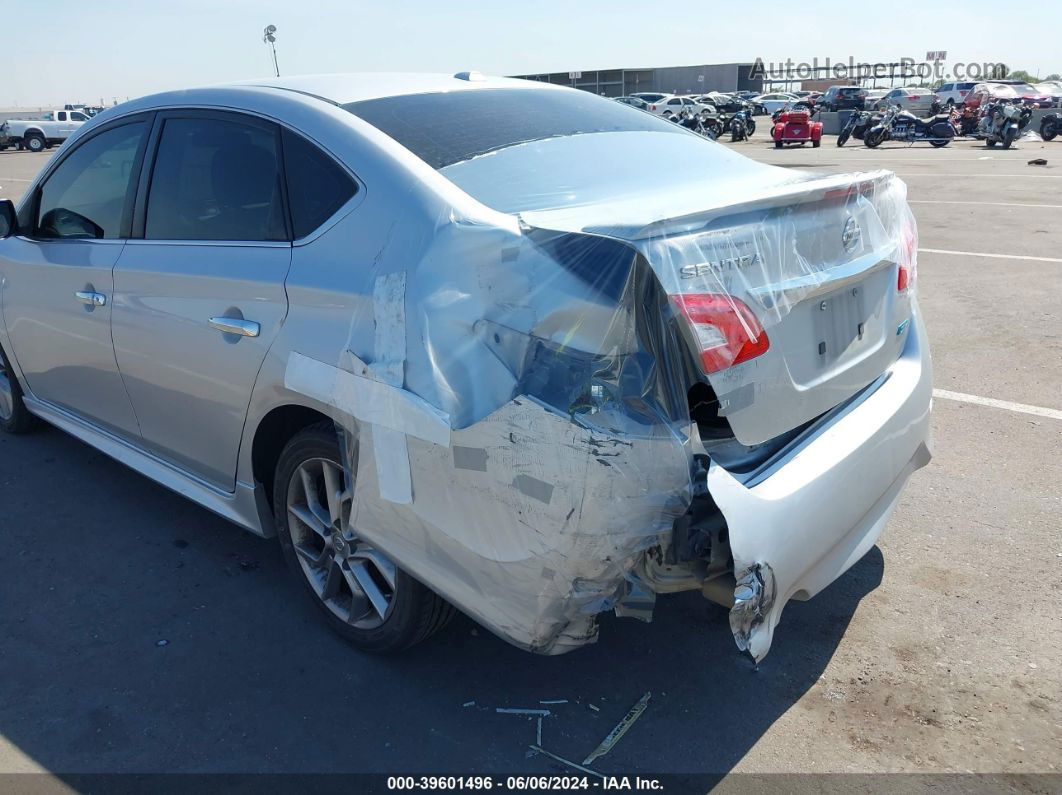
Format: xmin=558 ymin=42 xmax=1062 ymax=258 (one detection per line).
xmin=36 ymin=121 xmax=146 ymax=240
xmin=281 ymin=129 xmax=357 ymax=239
xmin=57 ymin=112 xmax=67 ymax=122
xmin=145 ymin=116 xmax=285 ymax=241
xmin=71 ymin=112 xmax=89 ymax=121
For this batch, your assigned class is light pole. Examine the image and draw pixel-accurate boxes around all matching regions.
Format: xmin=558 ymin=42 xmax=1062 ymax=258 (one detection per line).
xmin=263 ymin=25 xmax=279 ymax=77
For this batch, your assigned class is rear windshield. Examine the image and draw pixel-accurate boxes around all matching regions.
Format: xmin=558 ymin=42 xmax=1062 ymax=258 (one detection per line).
xmin=343 ymin=89 xmax=681 ymax=169
xmin=838 ymin=88 xmax=863 ymax=95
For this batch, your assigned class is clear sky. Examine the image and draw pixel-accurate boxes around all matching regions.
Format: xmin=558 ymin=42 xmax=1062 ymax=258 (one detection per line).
xmin=5 ymin=0 xmax=1060 ymax=106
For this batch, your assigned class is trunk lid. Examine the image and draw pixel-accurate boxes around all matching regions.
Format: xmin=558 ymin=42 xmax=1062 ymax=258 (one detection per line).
xmin=521 ymin=171 xmax=915 ymax=445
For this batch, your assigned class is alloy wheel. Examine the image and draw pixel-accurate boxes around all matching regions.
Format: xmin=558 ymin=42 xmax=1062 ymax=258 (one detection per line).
xmin=285 ymin=457 xmax=397 ymax=629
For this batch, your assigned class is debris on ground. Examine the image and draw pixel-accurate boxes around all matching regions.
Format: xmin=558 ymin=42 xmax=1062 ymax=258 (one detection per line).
xmin=462 ymin=701 xmax=475 ymax=707
xmin=529 ymin=745 xmax=604 ymax=778
xmin=539 ymin=699 xmax=568 ymax=705
xmin=582 ymin=692 xmax=652 ymax=766
xmin=588 ymin=704 xmax=600 ymax=712
xmin=496 ymin=707 xmax=551 ymax=716
xmin=1028 ymin=158 xmax=1048 ymax=166
xmin=155 ymin=639 xmax=168 ymax=647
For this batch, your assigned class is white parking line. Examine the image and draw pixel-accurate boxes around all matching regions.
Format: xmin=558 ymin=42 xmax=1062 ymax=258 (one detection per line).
xmin=910 ymin=200 xmax=1062 ymax=209
xmin=918 ymin=248 xmax=1062 ymax=263
xmin=933 ymin=389 xmax=1062 ymax=421
xmin=896 ymin=173 xmax=1062 ymax=178
xmin=0 ymin=177 xmax=32 ymax=182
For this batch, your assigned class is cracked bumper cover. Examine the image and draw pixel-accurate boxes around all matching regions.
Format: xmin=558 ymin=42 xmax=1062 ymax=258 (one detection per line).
xmin=711 ymin=303 xmax=933 ymax=661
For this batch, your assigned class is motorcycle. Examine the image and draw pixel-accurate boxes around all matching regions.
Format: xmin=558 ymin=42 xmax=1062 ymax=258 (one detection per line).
xmin=673 ymin=108 xmax=717 ymax=141
xmin=837 ymin=109 xmax=882 ymax=147
xmin=863 ymin=104 xmax=954 ymax=148
xmin=723 ymin=106 xmax=756 ymax=141
xmin=1042 ymin=113 xmax=1060 ymax=141
xmin=976 ymin=99 xmax=1033 ymax=149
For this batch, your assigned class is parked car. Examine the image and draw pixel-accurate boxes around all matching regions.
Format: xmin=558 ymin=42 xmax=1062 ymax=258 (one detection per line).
xmin=1032 ymin=82 xmax=1062 ymax=107
xmin=0 ymin=73 xmax=931 ymax=663
xmin=963 ymin=82 xmax=1046 ymax=112
xmin=819 ymin=86 xmax=867 ymax=112
xmin=1005 ymin=82 xmax=1054 ymax=107
xmin=934 ymin=81 xmax=977 ymax=108
xmin=751 ymin=92 xmax=803 ymax=113
xmin=695 ymin=92 xmax=745 ymax=114
xmin=872 ymin=88 xmax=937 ymax=115
xmin=0 ymin=109 xmax=90 ymax=152
xmin=632 ymin=93 xmax=715 ymax=119
xmin=863 ymin=89 xmax=888 ymax=108
xmin=614 ymin=96 xmax=650 ymax=111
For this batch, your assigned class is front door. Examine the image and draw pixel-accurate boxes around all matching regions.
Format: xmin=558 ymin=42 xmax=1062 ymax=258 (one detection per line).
xmin=111 ymin=111 xmax=291 ymax=490
xmin=0 ymin=118 xmax=149 ymax=438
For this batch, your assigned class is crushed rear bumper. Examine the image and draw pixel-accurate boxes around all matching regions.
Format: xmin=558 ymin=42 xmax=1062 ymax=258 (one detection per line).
xmin=706 ymin=302 xmax=933 ymax=661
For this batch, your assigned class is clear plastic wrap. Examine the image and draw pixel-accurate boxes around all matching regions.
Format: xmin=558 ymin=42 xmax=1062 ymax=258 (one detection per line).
xmin=282 ymin=119 xmax=922 ymax=656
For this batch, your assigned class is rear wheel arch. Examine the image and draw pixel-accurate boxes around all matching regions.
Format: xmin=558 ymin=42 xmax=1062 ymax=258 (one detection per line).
xmin=251 ymin=404 xmax=337 ymax=511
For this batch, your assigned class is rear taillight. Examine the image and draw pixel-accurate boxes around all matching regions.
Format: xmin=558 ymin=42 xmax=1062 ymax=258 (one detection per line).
xmin=650 ymin=104 xmax=657 ymax=111
xmin=671 ymin=294 xmax=770 ymax=373
xmin=898 ymin=214 xmax=918 ymax=292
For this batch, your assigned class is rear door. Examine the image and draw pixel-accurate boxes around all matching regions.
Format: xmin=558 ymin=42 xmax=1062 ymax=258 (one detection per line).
xmin=0 ymin=116 xmax=149 ymax=438
xmin=111 ymin=110 xmax=291 ymax=490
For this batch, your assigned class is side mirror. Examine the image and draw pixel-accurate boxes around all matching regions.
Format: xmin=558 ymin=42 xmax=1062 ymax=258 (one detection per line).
xmin=0 ymin=199 xmax=16 ymax=239
xmin=38 ymin=207 xmax=104 ymax=240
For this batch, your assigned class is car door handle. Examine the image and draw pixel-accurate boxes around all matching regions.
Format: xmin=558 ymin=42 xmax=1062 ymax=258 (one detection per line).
xmin=74 ymin=290 xmax=106 ymax=306
xmin=208 ymin=316 xmax=260 ymax=338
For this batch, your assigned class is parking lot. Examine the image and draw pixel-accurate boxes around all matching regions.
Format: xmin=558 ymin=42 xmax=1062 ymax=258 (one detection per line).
xmin=0 ymin=136 xmax=1059 ymax=784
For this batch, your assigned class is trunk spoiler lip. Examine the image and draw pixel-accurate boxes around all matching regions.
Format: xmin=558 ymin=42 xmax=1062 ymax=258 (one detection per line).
xmin=516 ymin=169 xmax=896 ymax=242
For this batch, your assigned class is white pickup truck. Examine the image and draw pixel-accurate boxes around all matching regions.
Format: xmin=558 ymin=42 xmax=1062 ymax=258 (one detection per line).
xmin=0 ymin=109 xmax=90 ymax=152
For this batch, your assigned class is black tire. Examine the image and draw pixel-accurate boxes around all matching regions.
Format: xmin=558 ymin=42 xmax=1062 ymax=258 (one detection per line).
xmin=1042 ymin=122 xmax=1058 ymax=141
xmin=1002 ymin=127 xmax=1016 ymax=150
xmin=774 ymin=140 xmax=782 ymax=148
xmin=864 ymin=129 xmax=884 ymax=148
xmin=0 ymin=345 xmax=39 ymax=434
xmin=24 ymin=133 xmax=45 ymax=153
xmin=837 ymin=129 xmax=851 ymax=147
xmin=929 ymin=139 xmax=949 ymax=148
xmin=274 ymin=422 xmax=455 ymax=653
xmin=812 ymin=139 xmax=821 ymax=147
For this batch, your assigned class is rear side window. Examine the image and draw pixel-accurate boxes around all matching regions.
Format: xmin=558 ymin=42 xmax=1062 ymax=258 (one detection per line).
xmin=344 ymin=88 xmax=682 ymax=169
xmin=36 ymin=122 xmax=146 ymax=239
xmin=145 ymin=116 xmax=286 ymax=241
xmin=281 ymin=129 xmax=357 ymax=239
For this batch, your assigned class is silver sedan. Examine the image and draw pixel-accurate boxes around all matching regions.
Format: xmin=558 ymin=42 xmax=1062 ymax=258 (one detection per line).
xmin=0 ymin=73 xmax=931 ymax=661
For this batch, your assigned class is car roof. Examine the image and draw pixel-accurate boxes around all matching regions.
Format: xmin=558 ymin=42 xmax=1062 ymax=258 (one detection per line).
xmin=230 ymin=72 xmax=562 ymax=105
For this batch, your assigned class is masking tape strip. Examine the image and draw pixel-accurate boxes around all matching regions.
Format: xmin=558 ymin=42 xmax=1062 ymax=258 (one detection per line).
xmin=284 ymin=352 xmax=451 ymax=447
xmin=373 ymin=426 xmax=413 ymax=505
